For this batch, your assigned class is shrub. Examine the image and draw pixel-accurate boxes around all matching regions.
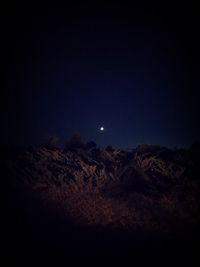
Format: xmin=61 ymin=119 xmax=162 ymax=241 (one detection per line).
xmin=91 ymin=148 xmax=101 ymax=159
xmin=105 ymin=145 xmax=114 ymax=152
xmin=64 ymin=133 xmax=85 ymax=151
xmin=40 ymin=135 xmax=59 ymax=149
xmin=86 ymin=141 xmax=97 ymax=150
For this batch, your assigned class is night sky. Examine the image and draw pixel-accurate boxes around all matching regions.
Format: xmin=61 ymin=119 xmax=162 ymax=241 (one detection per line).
xmin=2 ymin=3 xmax=199 ymax=149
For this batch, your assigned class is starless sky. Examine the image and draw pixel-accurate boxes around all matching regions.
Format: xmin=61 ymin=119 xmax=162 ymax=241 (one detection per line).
xmin=1 ymin=3 xmax=200 ymax=148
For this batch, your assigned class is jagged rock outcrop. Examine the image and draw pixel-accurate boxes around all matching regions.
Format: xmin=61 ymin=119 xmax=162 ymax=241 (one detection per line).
xmin=2 ymin=143 xmax=200 ymax=231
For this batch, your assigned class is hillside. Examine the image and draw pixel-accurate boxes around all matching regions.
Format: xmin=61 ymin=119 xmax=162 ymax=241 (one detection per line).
xmin=1 ymin=142 xmax=200 ymax=264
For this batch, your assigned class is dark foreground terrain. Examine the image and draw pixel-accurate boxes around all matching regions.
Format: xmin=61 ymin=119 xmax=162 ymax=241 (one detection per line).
xmin=1 ymin=142 xmax=200 ymax=265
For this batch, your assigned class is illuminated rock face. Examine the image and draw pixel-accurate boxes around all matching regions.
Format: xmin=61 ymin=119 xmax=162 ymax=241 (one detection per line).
xmin=4 ymin=143 xmax=200 ymax=231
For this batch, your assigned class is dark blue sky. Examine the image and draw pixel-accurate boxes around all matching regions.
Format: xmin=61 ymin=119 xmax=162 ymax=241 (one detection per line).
xmin=2 ymin=3 xmax=199 ymax=148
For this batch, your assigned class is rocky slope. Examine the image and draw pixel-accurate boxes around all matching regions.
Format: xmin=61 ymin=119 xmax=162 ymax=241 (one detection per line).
xmin=3 ymin=143 xmax=200 ymax=233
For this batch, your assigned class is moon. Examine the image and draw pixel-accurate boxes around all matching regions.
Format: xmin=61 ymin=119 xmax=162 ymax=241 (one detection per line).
xmin=100 ymin=126 xmax=104 ymax=131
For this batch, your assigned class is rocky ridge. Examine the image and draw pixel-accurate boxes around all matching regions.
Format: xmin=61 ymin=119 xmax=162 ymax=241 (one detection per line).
xmin=3 ymin=142 xmax=200 ymax=232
